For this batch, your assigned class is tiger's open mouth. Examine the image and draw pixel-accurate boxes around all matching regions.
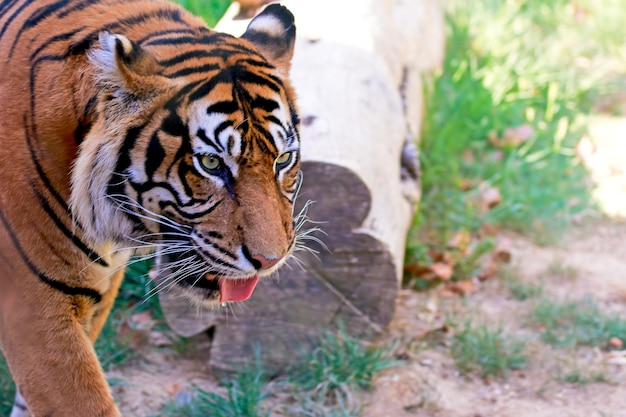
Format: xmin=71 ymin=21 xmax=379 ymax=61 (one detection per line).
xmin=179 ymin=273 xmax=260 ymax=303
xmin=154 ymin=253 xmax=260 ymax=303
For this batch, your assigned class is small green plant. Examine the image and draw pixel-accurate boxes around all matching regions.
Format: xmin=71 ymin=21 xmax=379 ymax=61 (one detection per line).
xmin=0 ymin=353 xmax=15 ymax=416
xmin=452 ymin=237 xmax=495 ymax=281
xmin=163 ymin=360 xmax=270 ymax=417
xmin=161 ymin=329 xmax=398 ymax=417
xmin=407 ymin=0 xmax=614 ymax=263
xmin=545 ymin=258 xmax=579 ymax=281
xmin=279 ymin=327 xmax=400 ymax=416
xmin=501 ymin=266 xmax=543 ymax=301
xmin=560 ymin=367 xmax=612 ymax=385
xmin=292 ymin=328 xmax=399 ymax=400
xmin=507 ymin=279 xmax=543 ymax=302
xmin=117 ymin=258 xmax=158 ymax=312
xmin=554 ymin=355 xmax=615 ymax=386
xmin=531 ymin=297 xmax=626 ymax=348
xmin=95 ymin=259 xmax=157 ymax=370
xmin=95 ymin=309 xmax=138 ymax=370
xmin=450 ymin=320 xmax=528 ymax=379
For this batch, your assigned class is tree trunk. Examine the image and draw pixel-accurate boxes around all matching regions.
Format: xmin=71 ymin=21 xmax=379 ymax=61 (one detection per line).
xmin=158 ymin=0 xmax=445 ymax=374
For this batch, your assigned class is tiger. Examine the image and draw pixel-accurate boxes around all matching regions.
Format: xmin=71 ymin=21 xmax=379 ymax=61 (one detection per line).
xmin=0 ymin=0 xmax=301 ymax=415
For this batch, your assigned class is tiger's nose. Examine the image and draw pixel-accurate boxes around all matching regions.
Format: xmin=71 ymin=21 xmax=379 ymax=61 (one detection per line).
xmin=250 ymin=254 xmax=283 ymax=271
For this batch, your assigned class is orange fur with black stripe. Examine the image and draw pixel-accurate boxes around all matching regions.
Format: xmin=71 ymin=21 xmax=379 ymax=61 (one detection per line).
xmin=0 ymin=1 xmax=300 ymax=415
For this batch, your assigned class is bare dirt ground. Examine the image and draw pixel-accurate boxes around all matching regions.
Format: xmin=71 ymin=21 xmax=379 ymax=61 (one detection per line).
xmin=362 ymin=220 xmax=626 ymax=417
xmin=109 ymin=114 xmax=626 ymax=416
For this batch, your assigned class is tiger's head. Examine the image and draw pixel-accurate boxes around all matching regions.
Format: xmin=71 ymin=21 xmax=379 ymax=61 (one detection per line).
xmin=70 ymin=5 xmax=301 ymax=305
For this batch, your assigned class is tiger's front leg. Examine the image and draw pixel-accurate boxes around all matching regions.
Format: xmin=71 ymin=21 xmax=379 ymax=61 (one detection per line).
xmin=1 ymin=278 xmax=122 ymax=417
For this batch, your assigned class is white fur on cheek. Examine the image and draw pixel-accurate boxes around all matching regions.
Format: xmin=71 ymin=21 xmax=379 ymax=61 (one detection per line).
xmin=69 ymin=123 xmax=136 ymax=246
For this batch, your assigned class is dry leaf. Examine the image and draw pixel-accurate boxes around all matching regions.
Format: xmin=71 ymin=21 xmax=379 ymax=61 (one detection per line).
xmin=117 ymin=319 xmax=150 ymax=350
xmin=609 ymin=337 xmax=624 ymax=349
xmin=503 ymin=124 xmax=534 ymax=147
xmin=480 ymin=186 xmax=502 ymax=212
xmin=480 ymin=223 xmax=501 ymax=237
xmin=477 ymin=258 xmax=498 ymax=281
xmin=418 ymin=324 xmax=452 ymax=340
xmin=575 ymin=135 xmax=594 ymax=161
xmin=166 ymin=382 xmax=184 ymax=396
xmin=493 ymin=236 xmax=513 ymax=263
xmin=117 ymin=311 xmax=158 ymax=350
xmin=404 ymin=263 xmax=431 ymax=278
xmin=130 ymin=311 xmax=155 ymax=329
xmin=149 ymin=331 xmax=174 ymax=347
xmin=429 ymin=262 xmax=453 ymax=281
xmin=443 ymin=280 xmax=478 ymax=296
xmin=458 ymin=178 xmax=474 ymax=191
xmin=447 ymin=230 xmax=471 ymax=253
xmin=427 ymin=250 xmax=455 ymax=266
xmin=489 ymin=125 xmax=534 ymax=148
xmin=428 ymin=249 xmax=444 ymax=262
xmin=565 ymin=2 xmax=588 ymax=21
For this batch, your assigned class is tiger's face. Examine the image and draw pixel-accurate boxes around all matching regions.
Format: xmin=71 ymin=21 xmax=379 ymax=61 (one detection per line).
xmin=70 ymin=5 xmax=301 ymax=305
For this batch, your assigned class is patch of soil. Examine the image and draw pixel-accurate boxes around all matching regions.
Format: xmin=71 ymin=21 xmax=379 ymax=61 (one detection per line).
xmin=107 ymin=348 xmax=219 ymax=416
xmin=361 ymin=220 xmax=626 ymax=417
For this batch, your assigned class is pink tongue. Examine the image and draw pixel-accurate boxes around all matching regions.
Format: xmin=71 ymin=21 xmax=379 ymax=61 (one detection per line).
xmin=218 ymin=276 xmax=259 ymax=303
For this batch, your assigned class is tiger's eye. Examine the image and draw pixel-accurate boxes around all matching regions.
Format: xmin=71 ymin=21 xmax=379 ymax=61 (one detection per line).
xmin=200 ymin=154 xmax=220 ymax=171
xmin=276 ymin=152 xmax=292 ymax=166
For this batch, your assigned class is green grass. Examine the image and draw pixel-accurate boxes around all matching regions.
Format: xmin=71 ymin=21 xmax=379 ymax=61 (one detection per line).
xmin=95 ymin=310 xmax=137 ymax=370
xmin=287 ymin=328 xmax=398 ymax=415
xmin=406 ymin=0 xmax=626 ymax=283
xmin=292 ymin=328 xmax=399 ymax=400
xmin=501 ymin=266 xmax=544 ymax=301
xmin=531 ymin=297 xmax=626 ymax=348
xmin=0 ymin=353 xmax=15 ymax=416
xmin=450 ymin=320 xmax=528 ymax=379
xmin=545 ymin=258 xmax=579 ymax=281
xmin=418 ymin=0 xmax=593 ymax=240
xmin=552 ymin=353 xmax=616 ymax=386
xmin=507 ymin=279 xmax=543 ymax=302
xmin=162 ymin=329 xmax=398 ymax=416
xmin=559 ymin=366 xmax=612 ymax=385
xmin=172 ymin=0 xmax=232 ymax=27
xmin=162 ymin=360 xmax=270 ymax=417
xmin=95 ymin=259 xmax=160 ymax=370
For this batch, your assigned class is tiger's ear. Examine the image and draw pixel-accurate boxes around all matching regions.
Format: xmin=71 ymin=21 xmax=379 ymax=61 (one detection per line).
xmin=241 ymin=4 xmax=296 ymax=75
xmin=88 ymin=32 xmax=169 ymax=101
